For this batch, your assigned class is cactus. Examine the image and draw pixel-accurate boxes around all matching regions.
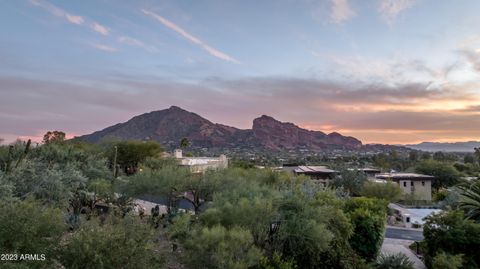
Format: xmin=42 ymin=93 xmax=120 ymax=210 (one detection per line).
xmin=14 ymin=139 xmax=31 ymax=169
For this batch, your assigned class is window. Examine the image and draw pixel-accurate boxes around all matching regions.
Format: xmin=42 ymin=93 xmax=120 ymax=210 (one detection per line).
xmin=411 ymin=181 xmax=414 ymax=186
xmin=422 ymin=181 xmax=425 ymax=186
xmin=403 ymin=182 xmax=407 ymax=187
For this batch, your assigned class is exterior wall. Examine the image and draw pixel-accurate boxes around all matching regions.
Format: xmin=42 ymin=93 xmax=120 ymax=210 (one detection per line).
xmin=188 ymin=163 xmax=222 ymax=173
xmin=180 ymin=156 xmax=228 ymax=173
xmin=302 ymin=173 xmax=333 ymax=186
xmin=397 ymin=179 xmax=432 ymax=201
xmin=413 ymin=180 xmax=431 ymax=201
xmin=174 ymin=149 xmax=183 ymax=158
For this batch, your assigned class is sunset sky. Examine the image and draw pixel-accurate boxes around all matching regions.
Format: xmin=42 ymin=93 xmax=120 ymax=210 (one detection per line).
xmin=1 ymin=0 xmax=480 ymax=144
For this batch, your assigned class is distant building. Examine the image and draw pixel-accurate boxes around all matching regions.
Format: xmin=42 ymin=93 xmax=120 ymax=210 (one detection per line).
xmin=174 ymin=149 xmax=228 ymax=173
xmin=376 ymin=172 xmax=433 ymax=201
xmin=389 ymin=203 xmax=441 ymax=228
xmin=283 ymin=165 xmax=338 ymax=185
xmin=349 ymin=168 xmax=381 ymax=180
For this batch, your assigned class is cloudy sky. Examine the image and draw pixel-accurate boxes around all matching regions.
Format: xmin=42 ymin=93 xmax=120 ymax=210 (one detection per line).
xmin=1 ymin=0 xmax=480 ymax=144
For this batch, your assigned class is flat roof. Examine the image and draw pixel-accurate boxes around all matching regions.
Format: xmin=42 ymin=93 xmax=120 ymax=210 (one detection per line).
xmin=294 ymin=166 xmax=337 ymax=174
xmin=388 ymin=204 xmax=441 ymax=224
xmin=376 ymin=173 xmax=434 ymax=180
xmin=348 ymin=168 xmax=381 ymax=172
xmin=180 ymin=157 xmax=223 ymax=165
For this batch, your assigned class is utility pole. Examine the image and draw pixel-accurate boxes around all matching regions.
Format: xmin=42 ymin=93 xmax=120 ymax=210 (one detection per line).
xmin=113 ymin=145 xmax=118 ymax=178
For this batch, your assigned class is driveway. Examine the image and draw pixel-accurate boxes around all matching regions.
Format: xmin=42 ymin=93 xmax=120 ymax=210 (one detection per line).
xmin=381 ymin=238 xmax=426 ymax=269
xmin=385 ymin=226 xmax=424 ymax=241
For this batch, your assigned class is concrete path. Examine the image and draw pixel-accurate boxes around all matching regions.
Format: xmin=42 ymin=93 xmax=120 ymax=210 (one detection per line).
xmin=381 ymin=238 xmax=426 ymax=269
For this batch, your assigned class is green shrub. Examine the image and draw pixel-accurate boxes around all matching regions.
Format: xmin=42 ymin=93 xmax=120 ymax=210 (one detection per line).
xmin=373 ymin=253 xmax=414 ymax=269
xmin=432 ymin=252 xmax=463 ymax=269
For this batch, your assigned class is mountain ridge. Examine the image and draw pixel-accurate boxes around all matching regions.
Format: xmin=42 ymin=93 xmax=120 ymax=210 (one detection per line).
xmin=78 ymin=105 xmax=363 ymax=151
xmin=405 ymin=141 xmax=480 ymax=152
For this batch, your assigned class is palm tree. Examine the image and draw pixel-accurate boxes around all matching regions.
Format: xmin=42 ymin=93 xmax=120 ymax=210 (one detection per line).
xmin=179 ymin=137 xmax=190 ymax=149
xmin=475 ymin=147 xmax=480 ymax=164
xmin=458 ymin=181 xmax=480 ymax=221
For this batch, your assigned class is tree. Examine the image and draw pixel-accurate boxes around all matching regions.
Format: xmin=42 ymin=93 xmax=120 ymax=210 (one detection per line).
xmin=124 ymin=166 xmax=190 ymax=214
xmin=181 ymin=173 xmax=362 ymax=269
xmin=373 ymin=253 xmax=414 ymax=269
xmin=344 ymin=197 xmax=388 ymax=261
xmin=0 ymin=141 xmax=30 ymax=173
xmin=464 ymin=154 xmax=476 ymax=164
xmin=408 ymin=151 xmax=418 ymax=162
xmin=475 ymin=147 xmax=480 ymax=164
xmin=423 ymin=210 xmax=480 ymax=268
xmin=4 ymin=159 xmax=87 ymax=204
xmin=332 ymin=169 xmax=367 ymax=196
xmin=179 ymin=137 xmax=190 ymax=149
xmin=182 ymin=225 xmax=262 ymax=269
xmin=105 ymin=141 xmax=163 ymax=175
xmin=415 ymin=160 xmax=461 ymax=190
xmin=458 ymin=181 xmax=480 ymax=221
xmin=60 ymin=215 xmax=163 ymax=269
xmin=180 ymin=170 xmax=223 ymax=214
xmin=433 ymin=151 xmax=446 ymax=161
xmin=361 ymin=181 xmax=402 ymax=202
xmin=42 ymin=131 xmax=66 ymax=144
xmin=0 ymin=199 xmax=66 ymax=268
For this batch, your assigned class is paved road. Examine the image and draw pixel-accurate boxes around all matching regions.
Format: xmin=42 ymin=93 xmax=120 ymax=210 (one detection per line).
xmin=385 ymin=227 xmax=424 ymax=241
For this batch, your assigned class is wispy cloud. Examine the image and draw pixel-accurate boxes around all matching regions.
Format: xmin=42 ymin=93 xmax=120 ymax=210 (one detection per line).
xmin=458 ymin=35 xmax=480 ymax=73
xmin=141 ymin=9 xmax=239 ymax=64
xmin=65 ymin=14 xmax=84 ymax=25
xmin=30 ymin=0 xmax=109 ymax=36
xmin=330 ymin=0 xmax=356 ymax=24
xmin=90 ymin=43 xmax=118 ymax=52
xmin=379 ymin=0 xmax=417 ymax=24
xmin=310 ymin=51 xmax=456 ymax=87
xmin=30 ymin=0 xmax=84 ymax=25
xmin=118 ymin=36 xmax=157 ymax=53
xmin=2 ymin=75 xmax=479 ymax=144
xmin=91 ymin=22 xmax=109 ymax=35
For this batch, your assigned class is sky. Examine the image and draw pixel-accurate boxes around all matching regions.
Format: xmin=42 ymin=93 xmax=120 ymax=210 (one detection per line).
xmin=1 ymin=0 xmax=480 ymax=144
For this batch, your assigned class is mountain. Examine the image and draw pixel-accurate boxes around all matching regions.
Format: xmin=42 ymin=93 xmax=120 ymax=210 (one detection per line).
xmin=78 ymin=106 xmax=362 ymax=151
xmin=405 ymin=141 xmax=480 ymax=152
xmin=251 ymin=115 xmax=361 ymax=150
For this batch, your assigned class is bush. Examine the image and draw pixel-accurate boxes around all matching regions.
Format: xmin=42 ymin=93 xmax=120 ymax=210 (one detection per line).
xmin=432 ymin=252 xmax=463 ymax=269
xmin=332 ymin=169 xmax=367 ymax=196
xmin=373 ymin=253 xmax=414 ymax=269
xmin=182 ymin=225 xmax=262 ymax=269
xmin=60 ymin=215 xmax=163 ymax=269
xmin=361 ymin=181 xmax=402 ymax=202
xmin=0 ymin=199 xmax=66 ymax=268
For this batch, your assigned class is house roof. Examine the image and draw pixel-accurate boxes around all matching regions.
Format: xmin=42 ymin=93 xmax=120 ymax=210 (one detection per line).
xmin=348 ymin=168 xmax=381 ymax=172
xmin=376 ymin=173 xmax=434 ymax=180
xmin=294 ymin=166 xmax=337 ymax=174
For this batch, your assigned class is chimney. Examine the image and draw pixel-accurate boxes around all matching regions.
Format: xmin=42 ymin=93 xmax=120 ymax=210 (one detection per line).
xmin=174 ymin=149 xmax=183 ymax=159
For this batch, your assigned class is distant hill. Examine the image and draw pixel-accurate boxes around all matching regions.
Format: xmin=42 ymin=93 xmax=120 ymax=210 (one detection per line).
xmin=78 ymin=106 xmax=363 ymax=152
xmin=405 ymin=141 xmax=480 ymax=152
